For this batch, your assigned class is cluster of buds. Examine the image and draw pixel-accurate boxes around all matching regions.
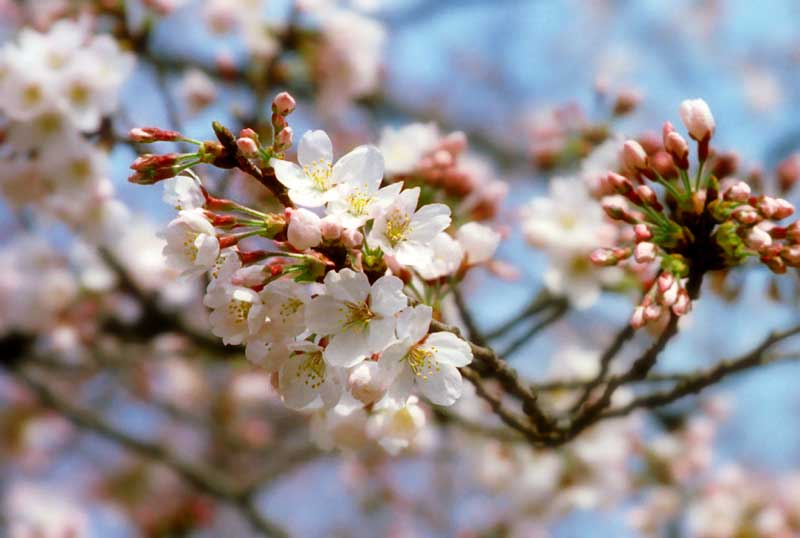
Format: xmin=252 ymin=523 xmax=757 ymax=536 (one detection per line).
xmin=590 ymin=99 xmax=798 ymax=328
xmin=129 ymin=93 xmax=298 ymax=186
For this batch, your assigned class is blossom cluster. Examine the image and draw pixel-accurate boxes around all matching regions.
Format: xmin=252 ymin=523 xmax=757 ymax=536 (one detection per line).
xmin=0 ymin=19 xmax=133 ymax=237
xmin=130 ymin=93 xmax=503 ymax=453
xmin=585 ymin=99 xmax=799 ymax=327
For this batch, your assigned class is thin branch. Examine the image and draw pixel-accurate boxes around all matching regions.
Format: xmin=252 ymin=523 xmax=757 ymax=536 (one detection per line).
xmin=497 ymin=299 xmax=568 ymax=359
xmin=7 ymin=364 xmax=290 ymax=538
xmin=483 ymin=290 xmax=562 ymax=341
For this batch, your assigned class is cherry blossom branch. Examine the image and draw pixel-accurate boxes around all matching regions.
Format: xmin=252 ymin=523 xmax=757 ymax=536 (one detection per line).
xmin=497 ymin=299 xmax=569 ymax=359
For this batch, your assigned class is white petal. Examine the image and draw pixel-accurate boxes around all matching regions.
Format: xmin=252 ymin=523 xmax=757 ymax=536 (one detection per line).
xmin=366 ymin=316 xmax=397 ymax=354
xmin=324 ymin=330 xmax=370 ymax=367
xmin=377 ymin=340 xmax=411 ymax=384
xmin=423 ymin=332 xmax=472 ymax=367
xmin=394 ymin=241 xmax=433 ymax=267
xmin=288 ymin=186 xmax=327 ymax=208
xmin=408 ymin=203 xmax=451 ymax=243
xmin=370 ymin=274 xmax=407 ymax=316
xmin=306 ymin=295 xmax=345 ymax=335
xmin=396 ymin=305 xmax=432 ymax=343
xmin=416 ymin=363 xmax=463 ymax=406
xmin=270 ymin=159 xmax=307 ymax=189
xmin=331 ymin=144 xmax=384 ymax=192
xmin=298 ymin=130 xmax=333 ymax=166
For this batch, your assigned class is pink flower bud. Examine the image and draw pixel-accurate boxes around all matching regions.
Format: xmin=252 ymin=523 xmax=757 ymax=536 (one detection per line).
xmin=634 ymin=223 xmax=653 ymax=242
xmin=774 ymin=198 xmax=794 ymax=220
xmin=272 ymin=91 xmax=296 ymax=116
xmin=274 ymin=126 xmax=293 ymax=152
xmin=679 ymin=98 xmax=715 ymax=142
xmin=732 ymin=205 xmax=761 ymax=225
xmin=236 ymin=136 xmax=259 ymax=156
xmin=630 ymin=306 xmax=646 ymax=329
xmin=781 ymin=244 xmax=800 ymax=266
xmin=348 ymin=362 xmax=385 ymax=405
xmin=745 ymin=226 xmax=772 ymax=251
xmin=634 ymin=241 xmax=657 ymax=263
xmin=723 ymin=181 xmax=751 ymax=202
xmin=672 ymin=289 xmax=691 ymax=316
xmin=644 ymin=303 xmax=662 ymax=322
xmin=657 ymin=271 xmax=675 ymax=293
xmin=440 ymin=131 xmax=467 ymax=156
xmin=787 ymin=220 xmax=800 ymax=243
xmin=342 ymin=228 xmax=364 ymax=249
xmin=664 ymin=131 xmax=689 ymax=169
xmin=660 ymin=281 xmax=679 ymax=307
xmin=287 ymin=208 xmax=322 ymax=251
xmin=432 ymin=149 xmax=453 ymax=167
xmin=129 ymin=127 xmax=182 ymax=143
xmin=622 ymin=140 xmax=649 ymax=171
xmin=590 ymin=248 xmax=617 ymax=266
xmin=320 ymin=217 xmax=343 ymax=241
xmin=635 ymin=185 xmax=660 ymax=208
xmin=606 ymin=172 xmax=634 ymax=194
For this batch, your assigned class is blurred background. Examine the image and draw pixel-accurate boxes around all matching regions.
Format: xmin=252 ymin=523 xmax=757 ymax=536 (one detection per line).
xmin=2 ymin=0 xmax=800 ymax=537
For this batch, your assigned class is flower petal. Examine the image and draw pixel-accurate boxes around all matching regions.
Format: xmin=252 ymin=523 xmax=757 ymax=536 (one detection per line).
xmin=324 ymin=268 xmax=370 ymax=304
xmin=331 ymin=144 xmax=384 ymax=193
xmin=298 ymin=130 xmax=333 ymax=166
xmin=423 ymin=332 xmax=472 ymax=367
xmin=370 ymin=274 xmax=407 ymax=317
xmin=416 ymin=362 xmax=463 ymax=406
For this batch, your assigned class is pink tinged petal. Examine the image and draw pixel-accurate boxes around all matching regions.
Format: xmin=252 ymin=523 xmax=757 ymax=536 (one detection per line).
xmin=324 ymin=268 xmax=370 ymax=304
xmin=416 ymin=363 xmax=463 ymax=406
xmin=396 ymin=305 xmax=432 ymax=343
xmin=408 ymin=203 xmax=451 ymax=243
xmin=324 ymin=330 xmax=371 ymax=367
xmin=306 ymin=295 xmax=345 ymax=335
xmin=370 ymin=274 xmax=407 ymax=316
xmin=298 ymin=130 xmax=333 ymax=166
xmin=269 ymin=159 xmax=307 ymax=189
xmin=423 ymin=332 xmax=472 ymax=367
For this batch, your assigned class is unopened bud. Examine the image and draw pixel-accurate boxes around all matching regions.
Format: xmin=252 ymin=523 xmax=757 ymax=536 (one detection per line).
xmin=644 ymin=303 xmax=662 ymax=322
xmin=634 ymin=241 xmax=657 ymax=263
xmin=129 ymin=127 xmax=183 ymax=143
xmin=622 ymin=140 xmax=649 ymax=171
xmin=630 ymin=306 xmax=646 ymax=329
xmin=781 ymin=244 xmax=800 ymax=267
xmin=634 ymin=223 xmax=653 ymax=242
xmin=274 ymin=126 xmax=293 ymax=152
xmin=723 ymin=181 xmax=751 ymax=202
xmin=672 ymin=289 xmax=691 ymax=316
xmin=745 ymin=226 xmax=772 ymax=251
xmin=732 ymin=205 xmax=761 ymax=225
xmin=660 ymin=281 xmax=679 ymax=307
xmin=320 ymin=217 xmax=343 ymax=241
xmin=710 ymin=152 xmax=739 ymax=179
xmin=342 ymin=228 xmax=364 ymax=249
xmin=635 ymin=185 xmax=661 ymax=209
xmin=664 ymin=129 xmax=689 ymax=170
xmin=606 ymin=172 xmax=634 ymax=195
xmin=679 ymin=98 xmax=715 ymax=142
xmin=287 ymin=208 xmax=322 ymax=251
xmin=657 ymin=271 xmax=675 ymax=293
xmin=272 ymin=91 xmax=296 ymax=116
xmin=348 ymin=362 xmax=386 ymax=405
xmin=612 ymin=88 xmax=642 ymax=116
xmin=777 ymin=153 xmax=800 ymax=193
xmin=787 ymin=220 xmax=800 ymax=243
xmin=236 ymin=136 xmax=259 ymax=156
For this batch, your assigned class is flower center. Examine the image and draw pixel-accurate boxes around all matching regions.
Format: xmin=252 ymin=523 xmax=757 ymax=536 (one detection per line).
xmin=303 ymin=160 xmax=333 ymax=192
xmin=182 ymin=233 xmax=200 ymax=262
xmin=279 ymin=297 xmax=304 ymax=321
xmin=347 ymin=189 xmax=372 ymax=216
xmin=296 ymin=351 xmax=326 ymax=389
xmin=405 ymin=345 xmax=439 ymax=380
xmin=227 ymin=297 xmax=253 ymax=323
xmin=342 ymin=301 xmax=374 ymax=331
xmin=385 ymin=209 xmax=411 ymax=247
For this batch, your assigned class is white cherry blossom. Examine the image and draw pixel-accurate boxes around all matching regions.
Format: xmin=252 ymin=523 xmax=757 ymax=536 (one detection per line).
xmin=456 ymin=222 xmax=500 ymax=265
xmin=246 ymin=279 xmax=313 ymax=370
xmin=368 ymin=186 xmax=451 ymax=268
xmin=366 ymin=396 xmax=427 ymax=455
xmin=163 ymin=173 xmax=205 ymax=211
xmin=278 ymin=341 xmax=345 ymax=410
xmin=160 ymin=208 xmax=219 ymax=277
xmin=378 ymin=304 xmax=473 ymax=406
xmin=306 ymin=269 xmax=406 ymax=368
xmin=271 ymin=130 xmax=383 ymax=208
xmin=204 ymin=284 xmax=261 ymax=345
xmin=415 ymin=232 xmax=464 ymax=280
